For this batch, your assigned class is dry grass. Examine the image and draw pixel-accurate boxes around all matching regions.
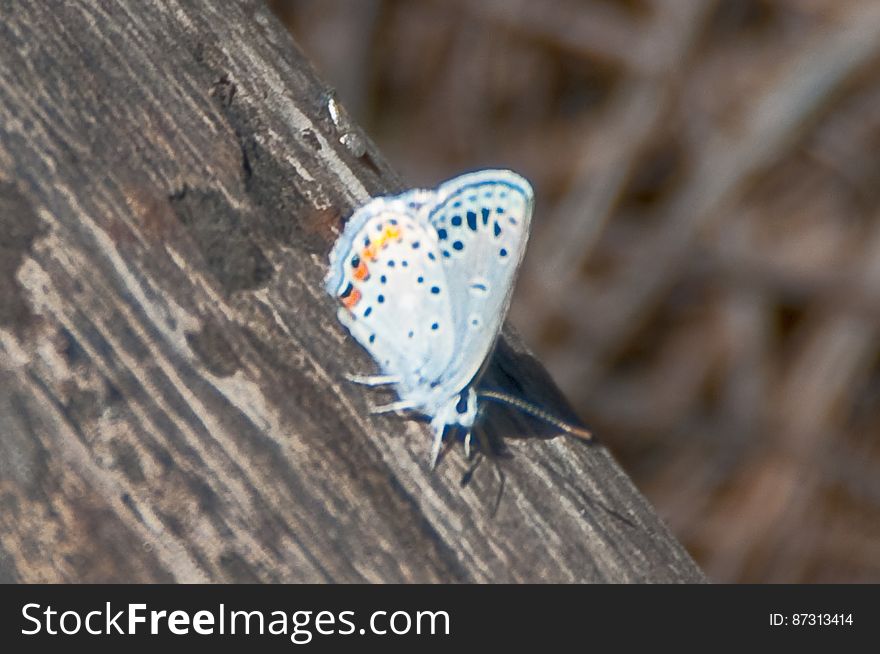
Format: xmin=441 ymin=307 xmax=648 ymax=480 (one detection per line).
xmin=271 ymin=0 xmax=880 ymax=582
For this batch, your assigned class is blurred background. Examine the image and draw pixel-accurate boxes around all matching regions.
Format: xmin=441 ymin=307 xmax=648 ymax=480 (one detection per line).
xmin=269 ymin=0 xmax=880 ymax=582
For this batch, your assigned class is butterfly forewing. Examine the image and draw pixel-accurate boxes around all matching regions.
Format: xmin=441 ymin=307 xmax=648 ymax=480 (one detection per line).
xmin=424 ymin=170 xmax=534 ymax=394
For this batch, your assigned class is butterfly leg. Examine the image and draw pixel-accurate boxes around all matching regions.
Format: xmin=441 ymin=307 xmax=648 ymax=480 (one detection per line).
xmin=429 ymin=418 xmax=447 ymax=470
xmin=459 ymin=446 xmax=483 ymax=487
xmin=369 ymin=399 xmax=418 ymax=414
xmin=468 ymin=425 xmax=506 ymax=515
xmin=344 ymin=373 xmax=401 ymax=386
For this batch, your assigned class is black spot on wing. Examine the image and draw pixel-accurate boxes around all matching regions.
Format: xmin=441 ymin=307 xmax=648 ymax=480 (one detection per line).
xmin=467 ymin=211 xmax=478 ymax=231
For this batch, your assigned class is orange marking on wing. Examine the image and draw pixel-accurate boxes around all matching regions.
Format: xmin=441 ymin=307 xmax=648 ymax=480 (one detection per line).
xmin=341 ymin=288 xmax=361 ymax=309
xmin=362 ymin=244 xmax=378 ymax=261
xmin=361 ymin=224 xmax=404 ymax=262
xmin=353 ymin=261 xmax=369 ymax=280
xmin=372 ymin=225 xmax=403 ymax=251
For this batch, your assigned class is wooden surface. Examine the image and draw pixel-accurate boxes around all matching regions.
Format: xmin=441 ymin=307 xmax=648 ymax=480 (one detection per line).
xmin=0 ymin=0 xmax=704 ymax=583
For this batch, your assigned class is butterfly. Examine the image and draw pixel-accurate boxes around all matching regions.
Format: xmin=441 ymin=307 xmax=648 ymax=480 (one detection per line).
xmin=325 ymin=170 xmax=591 ymax=467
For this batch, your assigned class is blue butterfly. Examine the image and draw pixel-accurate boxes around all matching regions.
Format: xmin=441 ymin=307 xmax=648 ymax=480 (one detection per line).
xmin=326 ymin=170 xmax=590 ymax=466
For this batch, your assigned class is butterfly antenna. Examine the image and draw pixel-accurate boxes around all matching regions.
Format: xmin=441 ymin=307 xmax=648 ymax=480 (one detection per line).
xmin=477 ymin=390 xmax=593 ymax=441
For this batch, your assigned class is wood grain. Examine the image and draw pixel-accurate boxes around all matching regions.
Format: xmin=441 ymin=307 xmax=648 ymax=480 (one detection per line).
xmin=0 ymin=0 xmax=704 ymax=583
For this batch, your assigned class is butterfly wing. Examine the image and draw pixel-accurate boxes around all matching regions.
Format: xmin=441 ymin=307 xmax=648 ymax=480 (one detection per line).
xmin=424 ymin=169 xmax=534 ymax=394
xmin=325 ymin=192 xmax=457 ymax=396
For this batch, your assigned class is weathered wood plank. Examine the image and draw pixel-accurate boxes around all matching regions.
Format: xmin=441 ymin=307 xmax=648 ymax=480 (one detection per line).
xmin=0 ymin=0 xmax=704 ymax=583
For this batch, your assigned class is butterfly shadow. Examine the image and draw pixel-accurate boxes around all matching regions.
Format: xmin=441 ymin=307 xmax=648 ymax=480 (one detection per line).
xmin=452 ymin=336 xmax=601 ymax=508
xmin=477 ymin=336 xmax=591 ymax=444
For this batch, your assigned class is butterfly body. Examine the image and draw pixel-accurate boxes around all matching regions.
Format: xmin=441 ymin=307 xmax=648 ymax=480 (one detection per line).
xmin=326 ymin=170 xmax=534 ymax=464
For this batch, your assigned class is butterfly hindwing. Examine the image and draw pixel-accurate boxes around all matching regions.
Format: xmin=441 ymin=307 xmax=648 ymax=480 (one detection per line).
xmin=325 ymin=195 xmax=456 ymax=394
